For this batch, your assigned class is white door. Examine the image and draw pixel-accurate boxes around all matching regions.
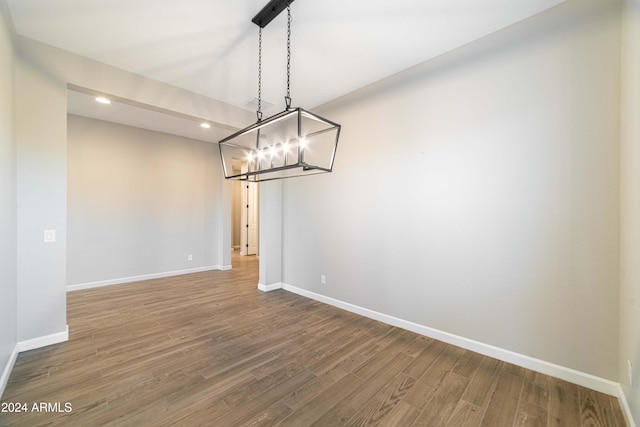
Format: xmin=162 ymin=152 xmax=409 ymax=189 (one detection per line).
xmin=247 ymin=183 xmax=258 ymax=255
xmin=240 ymin=181 xmax=259 ymax=256
xmin=240 ymin=182 xmax=248 ymax=255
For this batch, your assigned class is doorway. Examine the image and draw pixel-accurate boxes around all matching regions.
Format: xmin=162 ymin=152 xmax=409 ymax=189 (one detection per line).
xmin=231 ymin=162 xmax=259 ymax=257
xmin=241 ymin=181 xmax=259 ymax=256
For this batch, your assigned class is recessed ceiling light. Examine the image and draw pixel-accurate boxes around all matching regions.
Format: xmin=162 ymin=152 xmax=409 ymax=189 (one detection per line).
xmin=95 ymin=97 xmax=111 ymax=104
xmin=200 ymin=123 xmax=211 ymax=129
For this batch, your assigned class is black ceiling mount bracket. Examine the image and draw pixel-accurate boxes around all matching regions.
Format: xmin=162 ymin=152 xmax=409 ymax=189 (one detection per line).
xmin=251 ymin=0 xmax=295 ymax=28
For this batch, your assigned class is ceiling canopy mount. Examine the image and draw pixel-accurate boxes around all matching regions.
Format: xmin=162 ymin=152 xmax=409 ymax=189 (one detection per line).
xmin=251 ymin=0 xmax=296 ymax=28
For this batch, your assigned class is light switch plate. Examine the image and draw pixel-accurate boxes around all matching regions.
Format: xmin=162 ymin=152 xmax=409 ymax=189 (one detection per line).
xmin=43 ymin=229 xmax=56 ymax=243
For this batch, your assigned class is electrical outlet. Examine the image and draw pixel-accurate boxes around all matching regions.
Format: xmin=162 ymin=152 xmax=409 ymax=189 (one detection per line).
xmin=188 ymin=254 xmax=193 ymax=262
xmin=628 ymin=360 xmax=633 ymax=386
xmin=320 ymin=275 xmax=326 ymax=285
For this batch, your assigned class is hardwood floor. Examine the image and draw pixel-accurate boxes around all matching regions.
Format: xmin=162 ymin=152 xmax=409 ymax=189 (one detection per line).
xmin=1 ymin=255 xmax=626 ymax=426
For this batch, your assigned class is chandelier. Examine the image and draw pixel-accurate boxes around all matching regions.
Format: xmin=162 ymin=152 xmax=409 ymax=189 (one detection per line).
xmin=218 ymin=0 xmax=341 ymax=182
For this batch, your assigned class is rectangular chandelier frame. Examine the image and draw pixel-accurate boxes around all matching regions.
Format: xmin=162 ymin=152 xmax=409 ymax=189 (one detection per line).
xmin=219 ymin=107 xmax=340 ymax=182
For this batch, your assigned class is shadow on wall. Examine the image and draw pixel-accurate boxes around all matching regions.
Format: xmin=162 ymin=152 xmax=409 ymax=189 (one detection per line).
xmin=323 ymin=0 xmax=619 ymax=113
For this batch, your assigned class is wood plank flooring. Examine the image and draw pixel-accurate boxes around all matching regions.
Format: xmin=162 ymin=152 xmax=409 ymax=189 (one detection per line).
xmin=1 ymin=255 xmax=626 ymax=426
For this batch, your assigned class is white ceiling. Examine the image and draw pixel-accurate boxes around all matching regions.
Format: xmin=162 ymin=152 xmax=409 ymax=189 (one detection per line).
xmin=8 ymin=0 xmax=565 ymax=140
xmin=66 ymin=89 xmax=232 ymax=143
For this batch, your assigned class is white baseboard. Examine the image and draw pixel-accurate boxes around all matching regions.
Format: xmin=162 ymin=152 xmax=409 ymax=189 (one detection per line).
xmin=1 ymin=327 xmax=69 ymax=399
xmin=219 ymin=265 xmax=233 ymax=271
xmin=67 ymin=265 xmax=226 ymax=292
xmin=616 ymin=384 xmax=637 ymax=427
xmin=17 ymin=325 xmax=69 ymax=353
xmin=0 ymin=344 xmax=19 ymax=399
xmin=258 ymin=282 xmax=283 ymax=292
xmin=281 ymin=283 xmax=622 ymax=398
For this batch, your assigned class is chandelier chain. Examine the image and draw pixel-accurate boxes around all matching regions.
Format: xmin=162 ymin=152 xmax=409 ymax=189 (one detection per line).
xmin=257 ymin=27 xmax=263 ymax=121
xmin=285 ymin=2 xmax=292 ymax=109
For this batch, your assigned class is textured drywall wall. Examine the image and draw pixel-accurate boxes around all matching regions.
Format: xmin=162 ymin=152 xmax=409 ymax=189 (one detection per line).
xmin=67 ymin=115 xmax=221 ymax=285
xmin=282 ymin=0 xmax=621 ymax=380
xmin=619 ymin=0 xmax=640 ymax=423
xmin=0 ymin=0 xmax=17 ymax=395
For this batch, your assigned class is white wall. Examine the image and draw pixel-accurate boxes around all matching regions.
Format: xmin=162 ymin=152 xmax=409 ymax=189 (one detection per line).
xmin=232 ymin=180 xmax=242 ymax=248
xmin=0 ymin=0 xmax=17 ymax=396
xmin=67 ymin=115 xmax=222 ymax=286
xmin=15 ymin=36 xmax=68 ymax=342
xmin=259 ymin=181 xmax=283 ymax=290
xmin=13 ymin=35 xmax=251 ymax=343
xmin=620 ymin=0 xmax=640 ymax=423
xmin=282 ymin=0 xmax=621 ymax=380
